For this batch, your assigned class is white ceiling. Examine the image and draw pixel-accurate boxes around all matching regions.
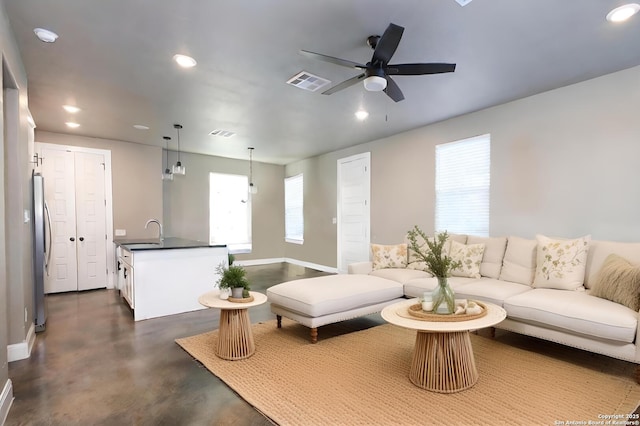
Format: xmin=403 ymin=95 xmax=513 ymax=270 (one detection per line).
xmin=5 ymin=0 xmax=640 ymax=164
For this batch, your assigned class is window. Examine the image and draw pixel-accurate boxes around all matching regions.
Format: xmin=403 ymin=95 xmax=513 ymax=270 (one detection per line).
xmin=435 ymin=134 xmax=490 ymax=236
xmin=209 ymin=173 xmax=252 ymax=253
xmin=284 ymin=174 xmax=304 ymax=244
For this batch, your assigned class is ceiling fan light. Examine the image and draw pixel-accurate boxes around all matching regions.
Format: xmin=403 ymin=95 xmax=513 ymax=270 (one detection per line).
xmin=363 ymin=75 xmax=387 ymax=92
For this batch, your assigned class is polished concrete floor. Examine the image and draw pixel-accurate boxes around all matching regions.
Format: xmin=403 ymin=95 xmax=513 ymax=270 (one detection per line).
xmin=7 ymin=263 xmax=640 ymax=425
xmin=6 ymin=263 xmax=333 ymax=426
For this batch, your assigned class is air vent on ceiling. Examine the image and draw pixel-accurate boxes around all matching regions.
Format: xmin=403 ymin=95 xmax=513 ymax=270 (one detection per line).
xmin=286 ymin=71 xmax=331 ymax=92
xmin=209 ymin=129 xmax=236 ymax=138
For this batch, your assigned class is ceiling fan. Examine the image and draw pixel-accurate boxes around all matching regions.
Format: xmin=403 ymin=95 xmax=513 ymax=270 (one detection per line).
xmin=300 ymin=23 xmax=456 ymax=102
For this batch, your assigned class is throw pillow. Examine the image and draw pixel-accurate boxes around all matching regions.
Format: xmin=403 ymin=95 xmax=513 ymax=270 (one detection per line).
xmin=590 ymin=254 xmax=640 ymax=311
xmin=449 ymin=240 xmax=485 ymax=279
xmin=467 ymin=236 xmax=508 ymax=279
xmin=371 ymin=243 xmax=408 ymax=270
xmin=532 ymin=234 xmax=591 ymax=291
xmin=499 ymin=236 xmax=538 ymax=285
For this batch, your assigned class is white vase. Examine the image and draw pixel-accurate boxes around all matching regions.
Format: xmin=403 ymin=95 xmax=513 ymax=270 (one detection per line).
xmin=219 ymin=288 xmax=230 ymax=300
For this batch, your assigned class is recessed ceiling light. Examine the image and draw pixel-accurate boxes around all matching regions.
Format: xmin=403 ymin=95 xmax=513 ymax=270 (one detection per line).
xmin=355 ymin=110 xmax=369 ymax=120
xmin=62 ymin=105 xmax=80 ymax=113
xmin=173 ymin=54 xmax=197 ymax=68
xmin=33 ymin=28 xmax=58 ymax=43
xmin=65 ymin=122 xmax=80 ymax=128
xmin=133 ymin=124 xmax=150 ymax=130
xmin=606 ymin=3 xmax=640 ymax=22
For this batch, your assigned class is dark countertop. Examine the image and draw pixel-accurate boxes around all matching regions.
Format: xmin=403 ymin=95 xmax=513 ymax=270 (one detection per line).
xmin=114 ymin=237 xmax=226 ymax=251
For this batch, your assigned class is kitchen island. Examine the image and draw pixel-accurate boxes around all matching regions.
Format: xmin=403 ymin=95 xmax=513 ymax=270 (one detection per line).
xmin=115 ymin=238 xmax=227 ymax=321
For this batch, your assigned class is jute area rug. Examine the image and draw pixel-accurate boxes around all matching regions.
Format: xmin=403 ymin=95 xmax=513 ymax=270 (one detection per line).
xmin=176 ymin=319 xmax=640 ymax=426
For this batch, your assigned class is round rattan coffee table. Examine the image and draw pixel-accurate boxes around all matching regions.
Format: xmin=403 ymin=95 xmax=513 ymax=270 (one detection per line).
xmin=198 ymin=290 xmax=268 ymax=360
xmin=381 ymin=298 xmax=506 ymax=393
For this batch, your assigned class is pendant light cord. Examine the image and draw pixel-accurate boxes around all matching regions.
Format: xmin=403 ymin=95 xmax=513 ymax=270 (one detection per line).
xmin=163 ymin=136 xmax=171 ymax=172
xmin=174 ymin=124 xmax=183 ymax=164
xmin=249 ymin=147 xmax=254 ymax=185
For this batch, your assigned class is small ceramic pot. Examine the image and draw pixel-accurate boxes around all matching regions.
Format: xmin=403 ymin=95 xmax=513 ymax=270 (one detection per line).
xmin=219 ymin=288 xmax=230 ymax=300
xmin=231 ymin=287 xmax=244 ymax=299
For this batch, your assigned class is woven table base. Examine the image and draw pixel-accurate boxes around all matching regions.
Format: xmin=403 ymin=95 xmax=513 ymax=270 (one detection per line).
xmin=217 ymin=309 xmax=256 ymax=360
xmin=409 ymin=330 xmax=478 ymax=393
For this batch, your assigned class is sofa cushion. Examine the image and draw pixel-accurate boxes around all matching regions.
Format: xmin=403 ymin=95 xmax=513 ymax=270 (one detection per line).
xmin=449 ymin=240 xmax=485 ymax=279
xmin=403 ymin=276 xmax=479 ymax=298
xmin=455 ymin=278 xmax=532 ymax=307
xmin=584 ymin=240 xmax=640 ymax=289
xmin=448 ymin=233 xmax=468 ymax=245
xmin=467 ymin=236 xmax=508 ymax=279
xmin=499 ymin=236 xmax=537 ymax=285
xmin=371 ymin=243 xmax=407 ymax=270
xmin=590 ymin=254 xmax=640 ymax=311
xmin=267 ymin=275 xmax=404 ymax=318
xmin=503 ymin=289 xmax=637 ymax=343
xmin=532 ymin=234 xmax=591 ymax=291
xmin=370 ymin=268 xmax=431 ymax=284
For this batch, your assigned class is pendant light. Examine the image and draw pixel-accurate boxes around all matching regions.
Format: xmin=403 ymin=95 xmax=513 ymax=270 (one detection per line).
xmin=172 ymin=124 xmax=186 ymax=175
xmin=162 ymin=136 xmax=173 ymax=181
xmin=248 ymin=147 xmax=258 ymax=195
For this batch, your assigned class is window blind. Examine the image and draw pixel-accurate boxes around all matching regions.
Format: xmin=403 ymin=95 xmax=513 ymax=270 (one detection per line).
xmin=285 ymin=174 xmax=304 ymax=244
xmin=435 ymin=134 xmax=490 ymax=236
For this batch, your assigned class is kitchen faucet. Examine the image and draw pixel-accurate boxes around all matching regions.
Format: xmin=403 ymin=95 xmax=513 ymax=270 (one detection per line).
xmin=145 ymin=219 xmax=164 ymax=241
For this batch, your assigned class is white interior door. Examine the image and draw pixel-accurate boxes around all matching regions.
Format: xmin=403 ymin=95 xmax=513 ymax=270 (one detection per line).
xmin=42 ymin=147 xmax=78 ymax=293
xmin=75 ymin=152 xmax=107 ymax=291
xmin=337 ymin=152 xmax=371 ymax=273
xmin=40 ymin=146 xmax=108 ymax=293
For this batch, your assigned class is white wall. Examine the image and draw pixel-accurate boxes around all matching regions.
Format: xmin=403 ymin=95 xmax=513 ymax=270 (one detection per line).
xmin=286 ymin=65 xmax=640 ymax=268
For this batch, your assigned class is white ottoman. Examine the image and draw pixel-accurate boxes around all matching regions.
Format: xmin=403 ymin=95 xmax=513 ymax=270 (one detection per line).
xmin=267 ymin=274 xmax=405 ymax=343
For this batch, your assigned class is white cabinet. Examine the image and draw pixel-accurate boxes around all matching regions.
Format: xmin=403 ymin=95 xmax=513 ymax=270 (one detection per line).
xmin=117 ymin=245 xmax=227 ymax=321
xmin=119 ymin=247 xmax=134 ymax=309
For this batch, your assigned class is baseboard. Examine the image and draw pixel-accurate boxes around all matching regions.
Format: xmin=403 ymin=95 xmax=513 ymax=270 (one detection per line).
xmin=284 ymin=258 xmax=338 ymax=274
xmin=235 ymin=258 xmax=286 ymax=267
xmin=234 ymin=258 xmax=338 ymax=274
xmin=0 ymin=379 xmax=14 ymax=426
xmin=7 ymin=322 xmax=35 ymax=362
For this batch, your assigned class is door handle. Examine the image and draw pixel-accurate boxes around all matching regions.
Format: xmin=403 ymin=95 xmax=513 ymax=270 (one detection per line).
xmin=79 ymin=237 xmax=85 ymax=241
xmin=70 ymin=237 xmax=75 ymax=242
xmin=117 ymin=260 xmax=121 ymax=271
xmin=124 ymin=267 xmax=128 ymax=279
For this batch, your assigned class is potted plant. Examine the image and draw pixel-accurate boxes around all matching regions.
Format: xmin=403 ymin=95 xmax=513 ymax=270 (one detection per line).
xmin=216 ymin=263 xmax=251 ymax=299
xmin=406 ymin=226 xmax=462 ymax=314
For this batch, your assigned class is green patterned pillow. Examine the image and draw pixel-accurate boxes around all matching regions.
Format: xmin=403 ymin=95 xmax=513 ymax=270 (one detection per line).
xmin=371 ymin=244 xmax=408 ymax=270
xmin=449 ymin=240 xmax=485 ymax=279
xmin=533 ymin=235 xmax=591 ymax=290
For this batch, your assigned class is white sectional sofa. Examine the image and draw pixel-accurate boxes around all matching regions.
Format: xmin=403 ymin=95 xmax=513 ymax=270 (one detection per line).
xmin=349 ymin=234 xmax=640 ymax=379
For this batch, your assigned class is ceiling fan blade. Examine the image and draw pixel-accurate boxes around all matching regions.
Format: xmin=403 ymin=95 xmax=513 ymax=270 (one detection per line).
xmin=300 ymin=50 xmax=366 ymax=70
xmin=322 ymin=73 xmax=366 ymax=95
xmin=385 ymin=63 xmax=457 ymax=75
xmin=384 ymin=76 xmax=404 ymax=102
xmin=372 ymin=23 xmax=404 ymax=65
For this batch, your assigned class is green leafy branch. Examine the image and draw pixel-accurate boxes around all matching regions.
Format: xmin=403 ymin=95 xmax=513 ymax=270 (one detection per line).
xmin=406 ymin=226 xmax=462 ymax=278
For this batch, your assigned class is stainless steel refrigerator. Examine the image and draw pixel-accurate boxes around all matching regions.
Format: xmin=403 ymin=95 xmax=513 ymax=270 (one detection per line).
xmin=33 ymin=171 xmax=50 ymax=332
